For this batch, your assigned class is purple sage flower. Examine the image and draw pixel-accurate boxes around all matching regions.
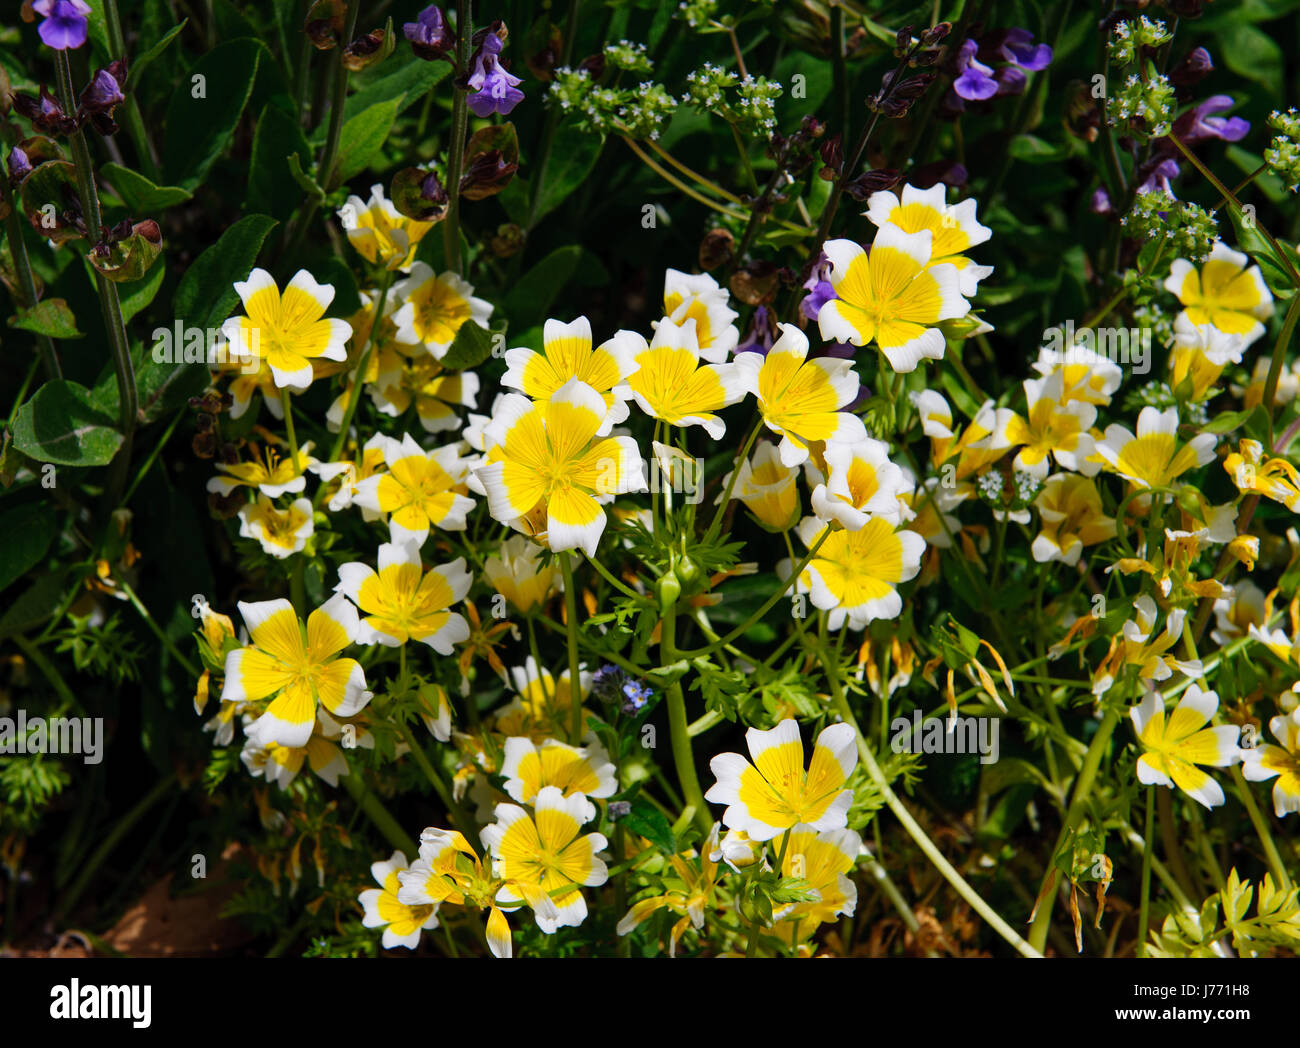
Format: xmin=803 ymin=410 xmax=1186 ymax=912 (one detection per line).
xmin=7 ymin=146 xmax=33 ymax=184
xmin=800 ymin=252 xmax=836 ymax=322
xmin=735 ymin=305 xmax=779 ymax=356
xmin=34 ymin=0 xmax=91 ymax=51
xmin=953 ymin=39 xmax=998 ymax=101
xmin=1091 ymin=187 xmax=1113 ymax=215
xmin=1135 ymin=157 xmax=1180 ymax=196
xmin=467 ymin=33 xmax=524 ymax=117
xmin=999 ymin=28 xmax=1053 ymax=71
xmin=404 ymin=5 xmax=454 ymax=61
xmin=1173 ymin=95 xmax=1250 ymax=145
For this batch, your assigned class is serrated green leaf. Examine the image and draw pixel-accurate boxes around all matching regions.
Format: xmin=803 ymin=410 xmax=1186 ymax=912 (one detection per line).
xmin=9 ymin=298 xmax=82 ymax=339
xmin=11 ymin=380 xmax=122 ymax=466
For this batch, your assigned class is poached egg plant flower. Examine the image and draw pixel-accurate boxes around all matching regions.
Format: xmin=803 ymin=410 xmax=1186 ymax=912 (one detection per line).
xmin=816 ymin=224 xmax=970 ymax=372
xmin=706 ymin=718 xmax=858 ymax=841
xmin=623 ymin=316 xmax=745 ymax=438
xmin=1130 ymin=683 xmax=1242 ymax=809
xmin=334 ymin=542 xmax=472 ymax=651
xmin=475 ymin=378 xmax=647 ymax=556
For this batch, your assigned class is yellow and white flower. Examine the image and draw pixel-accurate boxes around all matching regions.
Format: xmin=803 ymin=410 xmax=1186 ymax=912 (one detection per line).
xmin=352 ymin=433 xmax=476 ymax=546
xmin=222 ymin=595 xmax=370 ymax=750
xmin=817 ymin=226 xmax=969 ymax=372
xmin=484 ymin=535 xmax=561 ymax=614
xmin=1095 ymin=406 xmax=1216 ymax=489
xmin=221 ymin=269 xmax=351 ymax=390
xmin=240 ymin=708 xmax=363 ymax=790
xmin=658 ymin=268 xmax=739 ymax=363
xmin=734 ymin=323 xmax=866 ymax=467
xmin=475 ymin=378 xmax=647 ymax=556
xmin=1031 ymin=474 xmax=1115 ymax=566
xmin=1130 ymin=683 xmax=1242 ymax=809
xmin=371 ymin=351 xmax=479 ymax=434
xmin=705 ymin=718 xmax=858 ymax=841
xmin=502 ymin=316 xmax=640 ymax=428
xmin=391 ymin=262 xmax=493 ymax=359
xmin=863 ymin=183 xmax=993 ymax=295
xmin=335 ymin=542 xmax=471 ymax=651
xmin=360 ymin=850 xmax=440 ymax=949
xmin=480 ymin=786 xmax=610 ymax=932
xmin=208 ymin=438 xmax=320 ymax=498
xmin=1164 ymin=241 xmax=1273 ymax=354
xmin=1032 ymin=342 xmax=1123 ymax=409
xmin=992 ymin=371 xmax=1100 ymax=478
xmin=1241 ymin=715 xmax=1300 ymax=817
xmin=499 ymin=736 xmax=617 ymax=820
xmin=338 ymin=183 xmax=434 ymax=272
xmin=1223 ymin=438 xmax=1300 ymax=510
xmin=398 ymin=828 xmax=515 ymax=958
xmin=1211 ymin=579 xmax=1267 ymax=646
xmin=237 ymin=495 xmax=314 ymax=559
xmin=494 ymin=656 xmax=591 ymax=742
xmin=719 ymin=440 xmax=801 ymax=532
xmin=787 ymin=516 xmax=925 ymax=630
xmin=623 ymin=317 xmax=745 ymax=438
xmin=774 ymin=824 xmax=861 ymax=933
xmin=810 ymin=436 xmax=912 ymax=530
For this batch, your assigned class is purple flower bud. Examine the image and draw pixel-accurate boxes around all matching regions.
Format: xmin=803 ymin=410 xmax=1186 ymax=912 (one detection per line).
xmin=607 ymin=801 xmax=632 ymax=821
xmin=403 ymin=5 xmax=455 ymax=61
xmin=994 ymin=64 xmax=1026 ymax=97
xmin=466 ymin=28 xmax=524 ymax=117
xmin=1091 ymin=187 xmax=1112 ymax=215
xmin=1135 ymin=157 xmax=1180 ymax=196
xmin=34 ymin=0 xmax=91 ymax=51
xmin=1170 ymin=47 xmax=1213 ymax=88
xmin=7 ymin=145 xmax=32 ymax=183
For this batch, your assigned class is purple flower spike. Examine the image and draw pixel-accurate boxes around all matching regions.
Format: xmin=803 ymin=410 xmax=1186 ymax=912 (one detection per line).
xmin=467 ymin=33 xmax=524 ymax=117
xmin=34 ymin=0 xmax=91 ymax=51
xmin=953 ymin=39 xmax=998 ymax=101
xmin=1174 ymin=95 xmax=1250 ymax=145
xmin=800 ymin=252 xmax=837 ymax=322
xmin=1001 ymin=28 xmax=1053 ymax=71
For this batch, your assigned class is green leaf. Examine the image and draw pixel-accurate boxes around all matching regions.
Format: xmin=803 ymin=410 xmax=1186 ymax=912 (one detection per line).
xmin=332 ymin=96 xmax=401 ymax=185
xmin=9 ymin=299 xmax=82 ymax=339
xmin=503 ymin=245 xmax=582 ymax=329
xmin=246 ymin=103 xmax=313 ymax=216
xmin=0 ymin=571 xmax=67 ymax=640
xmin=172 ymin=214 xmax=278 ymax=332
xmin=127 ymin=20 xmax=188 ymax=91
xmin=163 ymin=38 xmax=264 ymax=188
xmin=11 ymin=380 xmax=122 ymax=466
xmin=287 ymin=153 xmax=326 ymax=204
xmin=0 ymin=503 xmax=57 ymax=592
xmin=439 ymin=320 xmax=494 ymax=370
xmin=1007 ymin=134 xmax=1069 ymax=164
xmin=620 ymin=799 xmax=675 ymax=854
xmin=525 ymin=124 xmax=604 ymax=225
xmin=312 ymin=55 xmax=450 ymax=143
xmin=1203 ymin=408 xmax=1253 ymax=435
xmin=1218 ymin=22 xmax=1283 ymax=94
xmin=102 ymin=162 xmax=193 ymax=212
xmin=118 ymin=256 xmax=167 ymax=325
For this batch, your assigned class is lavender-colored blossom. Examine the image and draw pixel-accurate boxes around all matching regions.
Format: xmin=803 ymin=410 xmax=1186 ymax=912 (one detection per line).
xmin=953 ymin=39 xmax=998 ymax=101
xmin=81 ymin=68 xmax=124 ymax=112
xmin=34 ymin=0 xmax=91 ymax=51
xmin=1091 ymin=187 xmax=1112 ymax=215
xmin=1173 ymin=95 xmax=1249 ymax=145
xmin=735 ymin=305 xmax=778 ymax=356
xmin=1135 ymin=158 xmax=1180 ymax=196
xmin=994 ymin=65 xmax=1026 ymax=97
xmin=467 ymin=34 xmax=524 ymax=117
xmin=999 ymin=28 xmax=1052 ymax=71
xmin=621 ymin=680 xmax=653 ymax=715
xmin=800 ymin=252 xmax=836 ymax=322
xmin=7 ymin=146 xmax=33 ymax=183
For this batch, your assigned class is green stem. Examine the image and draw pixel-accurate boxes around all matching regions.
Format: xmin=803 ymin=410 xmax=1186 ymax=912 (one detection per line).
xmin=280 ymin=388 xmax=299 ymax=461
xmin=662 ymin=595 xmax=712 ymax=835
xmin=342 ymin=769 xmax=419 ymax=856
xmin=115 ymin=575 xmax=200 ymax=676
xmin=54 ymin=51 xmax=137 ymax=446
xmin=322 ymin=269 xmax=394 ymax=471
xmin=318 ymin=0 xmax=361 ymax=190
xmin=820 ymin=638 xmax=1042 ymax=957
xmin=1231 ymin=767 xmax=1292 ymax=891
xmin=702 ymin=418 xmax=762 ymax=544
xmin=1027 ymin=708 xmax=1119 ymax=953
xmin=103 ymin=0 xmax=161 ymax=180
xmin=397 ymin=722 xmax=477 ymax=844
xmin=559 ymin=552 xmax=583 ymax=742
xmin=54 ymin=772 xmax=179 ymax=920
xmin=678 ymin=529 xmax=829 ymax=659
xmin=13 ymin=633 xmax=84 ymax=714
xmin=442 ymin=0 xmax=473 ymax=274
xmin=0 ymin=176 xmax=61 ymax=379
xmin=1137 ymin=786 xmax=1155 ymax=958
xmin=1259 ymin=292 xmax=1300 ymax=450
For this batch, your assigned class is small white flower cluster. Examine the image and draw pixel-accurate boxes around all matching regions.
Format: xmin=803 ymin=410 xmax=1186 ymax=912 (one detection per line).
xmin=1108 ymin=72 xmax=1174 ymax=138
xmin=617 ymin=82 xmax=678 ymax=141
xmin=1108 ymin=15 xmax=1172 ymax=66
xmin=1265 ymin=108 xmax=1300 ymax=193
xmin=1121 ymin=190 xmax=1217 ymax=263
xmin=676 ymin=0 xmax=719 ymax=29
xmin=604 ymin=38 xmax=653 ymax=74
xmin=683 ymin=62 xmax=737 ymax=110
xmin=735 ymin=74 xmax=782 ymax=135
